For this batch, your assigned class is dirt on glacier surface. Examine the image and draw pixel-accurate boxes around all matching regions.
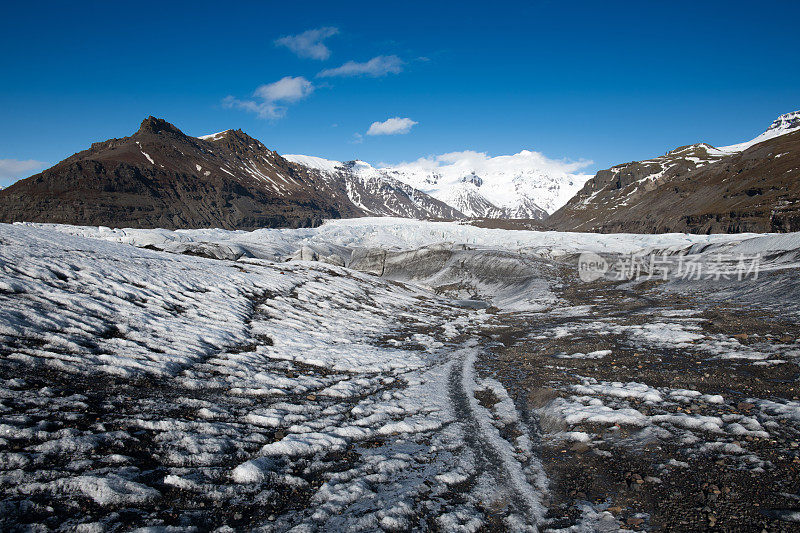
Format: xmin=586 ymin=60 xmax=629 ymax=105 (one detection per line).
xmin=485 ymin=268 xmax=800 ymax=532
xmin=1 ymin=218 xmax=800 ymax=532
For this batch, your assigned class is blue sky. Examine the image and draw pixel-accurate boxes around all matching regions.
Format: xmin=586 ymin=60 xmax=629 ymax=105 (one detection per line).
xmin=1 ymin=0 xmax=799 ymax=186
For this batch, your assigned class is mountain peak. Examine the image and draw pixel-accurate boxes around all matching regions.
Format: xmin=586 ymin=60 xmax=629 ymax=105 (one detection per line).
xmin=226 ymin=128 xmax=260 ymax=145
xmin=767 ymin=110 xmax=800 ymax=134
xmin=717 ymin=110 xmax=800 ymax=153
xmin=136 ymin=116 xmax=185 ymax=136
xmin=199 ymin=128 xmax=267 ymax=154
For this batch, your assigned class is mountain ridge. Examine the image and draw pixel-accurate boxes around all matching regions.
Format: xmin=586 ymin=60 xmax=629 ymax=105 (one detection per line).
xmin=283 ymin=151 xmax=590 ymax=220
xmin=0 ymin=117 xmax=462 ymax=229
xmin=2 ymin=111 xmax=798 ymax=233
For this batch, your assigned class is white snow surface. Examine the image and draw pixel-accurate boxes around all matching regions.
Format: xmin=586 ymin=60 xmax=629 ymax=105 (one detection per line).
xmin=23 ymin=216 xmax=792 ymax=260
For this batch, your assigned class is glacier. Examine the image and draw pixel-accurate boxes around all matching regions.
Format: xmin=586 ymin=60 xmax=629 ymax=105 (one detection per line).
xmin=2 ymin=219 xmax=800 ymax=531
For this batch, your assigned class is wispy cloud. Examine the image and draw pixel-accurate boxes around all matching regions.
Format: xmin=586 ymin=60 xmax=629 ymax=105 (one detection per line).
xmin=318 ymin=55 xmax=404 ymax=78
xmin=389 ymin=150 xmax=593 ymax=175
xmin=366 ymin=117 xmax=418 ymax=136
xmin=223 ymin=76 xmax=314 ymax=119
xmin=275 ymin=27 xmax=339 ymax=60
xmin=0 ymin=158 xmax=47 ymax=182
xmin=222 ymin=97 xmax=280 ymax=119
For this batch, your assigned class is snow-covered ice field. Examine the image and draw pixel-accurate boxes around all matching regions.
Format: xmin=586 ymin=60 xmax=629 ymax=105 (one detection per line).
xmin=2 ymin=218 xmax=800 ymax=531
xmin=0 ymin=221 xmax=553 ymax=531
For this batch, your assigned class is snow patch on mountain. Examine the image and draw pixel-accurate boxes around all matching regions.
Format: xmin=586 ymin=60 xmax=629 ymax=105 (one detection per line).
xmin=718 ymin=110 xmax=800 ymax=153
xmin=197 ymin=130 xmax=233 ymax=141
xmin=282 ymin=154 xmax=341 ymax=174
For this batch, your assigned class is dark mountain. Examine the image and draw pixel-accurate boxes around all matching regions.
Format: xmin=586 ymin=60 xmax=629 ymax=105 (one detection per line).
xmin=547 ymin=111 xmax=800 ymax=234
xmin=0 ymin=117 xmax=462 ymax=230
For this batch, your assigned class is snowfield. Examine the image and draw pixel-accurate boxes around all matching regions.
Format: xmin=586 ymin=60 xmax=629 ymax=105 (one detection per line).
xmin=23 ymin=215 xmax=800 ymax=262
xmin=2 ymin=219 xmax=800 ymax=531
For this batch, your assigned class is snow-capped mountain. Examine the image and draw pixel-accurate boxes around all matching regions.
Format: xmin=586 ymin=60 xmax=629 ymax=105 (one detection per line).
xmin=549 ymin=110 xmax=800 ymax=233
xmin=286 ymin=150 xmax=593 ymax=220
xmin=284 ymin=155 xmax=463 ymax=220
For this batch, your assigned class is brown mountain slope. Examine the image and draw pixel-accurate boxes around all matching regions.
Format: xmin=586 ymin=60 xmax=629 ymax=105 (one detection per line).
xmin=0 ymin=117 xmax=462 ymax=230
xmin=548 ymin=120 xmax=800 ymax=234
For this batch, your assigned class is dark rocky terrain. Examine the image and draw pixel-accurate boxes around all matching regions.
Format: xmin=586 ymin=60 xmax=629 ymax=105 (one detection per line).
xmin=548 ymin=112 xmax=800 ymax=234
xmin=484 ymin=267 xmax=800 ymax=531
xmin=0 ymin=117 xmax=462 ymax=230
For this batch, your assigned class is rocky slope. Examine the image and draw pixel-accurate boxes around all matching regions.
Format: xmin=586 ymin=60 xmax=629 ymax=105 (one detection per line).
xmin=0 ymin=118 xmax=461 ymax=229
xmin=548 ymin=111 xmax=800 ymax=233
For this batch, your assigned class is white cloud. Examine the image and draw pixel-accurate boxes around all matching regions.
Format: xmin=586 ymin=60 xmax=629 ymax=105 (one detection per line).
xmin=389 ymin=149 xmax=593 ymax=176
xmin=318 ymin=55 xmax=404 ymax=78
xmin=275 ymin=27 xmax=339 ymax=60
xmin=223 ymin=76 xmax=314 ymax=120
xmin=0 ymin=158 xmax=47 ymax=180
xmin=366 ymin=117 xmax=418 ymax=136
xmin=254 ymin=76 xmax=314 ymax=102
